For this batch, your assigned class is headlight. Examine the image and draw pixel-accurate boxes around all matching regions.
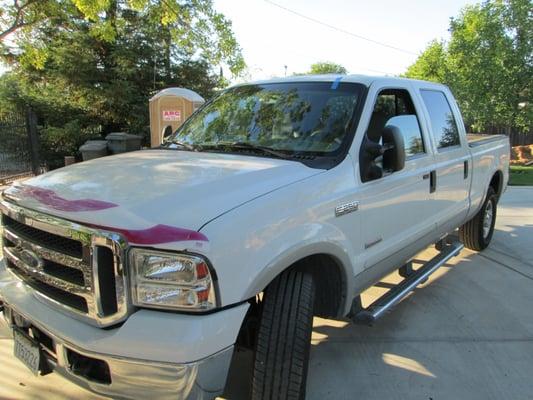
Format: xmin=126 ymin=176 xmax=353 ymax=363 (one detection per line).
xmin=130 ymin=249 xmax=217 ymax=311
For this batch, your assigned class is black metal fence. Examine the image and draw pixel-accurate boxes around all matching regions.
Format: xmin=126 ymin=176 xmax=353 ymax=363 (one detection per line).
xmin=0 ymin=108 xmax=41 ymax=185
xmin=510 ymin=131 xmax=533 ymax=147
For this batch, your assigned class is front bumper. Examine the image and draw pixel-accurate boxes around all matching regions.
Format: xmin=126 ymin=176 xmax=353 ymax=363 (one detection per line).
xmin=0 ymin=259 xmax=249 ymax=399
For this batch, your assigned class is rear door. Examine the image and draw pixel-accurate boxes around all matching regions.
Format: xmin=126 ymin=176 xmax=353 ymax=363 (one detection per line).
xmin=417 ymin=88 xmax=471 ymax=234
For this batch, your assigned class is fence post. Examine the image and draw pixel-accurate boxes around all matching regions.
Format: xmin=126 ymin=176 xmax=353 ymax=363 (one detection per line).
xmin=26 ymin=107 xmax=41 ymax=175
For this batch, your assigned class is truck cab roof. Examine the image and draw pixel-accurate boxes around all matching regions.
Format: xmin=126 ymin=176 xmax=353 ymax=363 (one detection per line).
xmin=234 ymin=74 xmax=449 ymax=90
xmin=232 ymin=74 xmax=448 ymax=90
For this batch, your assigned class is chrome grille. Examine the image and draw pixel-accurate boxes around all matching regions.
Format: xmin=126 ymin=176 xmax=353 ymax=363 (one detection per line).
xmin=3 ymin=214 xmax=83 ymax=258
xmin=1 ymin=200 xmax=129 ymax=327
xmin=6 ymin=258 xmax=90 ymax=313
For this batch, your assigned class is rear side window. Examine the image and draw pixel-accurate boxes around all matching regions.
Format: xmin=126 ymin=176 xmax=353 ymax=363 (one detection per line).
xmin=420 ymin=90 xmax=460 ymax=149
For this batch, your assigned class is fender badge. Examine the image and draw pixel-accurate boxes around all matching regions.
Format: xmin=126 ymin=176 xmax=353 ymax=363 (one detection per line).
xmin=335 ymin=201 xmax=359 ymax=217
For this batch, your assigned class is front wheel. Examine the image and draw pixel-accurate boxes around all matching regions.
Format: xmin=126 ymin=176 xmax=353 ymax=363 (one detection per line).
xmin=459 ymin=187 xmax=497 ymax=251
xmin=251 ymin=269 xmax=315 ymax=400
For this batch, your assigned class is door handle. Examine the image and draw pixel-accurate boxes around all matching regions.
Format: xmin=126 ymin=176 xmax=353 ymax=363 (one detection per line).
xmin=423 ymin=173 xmax=430 ymax=180
xmin=464 ymin=160 xmax=469 ymax=179
xmin=430 ymin=170 xmax=437 ymax=193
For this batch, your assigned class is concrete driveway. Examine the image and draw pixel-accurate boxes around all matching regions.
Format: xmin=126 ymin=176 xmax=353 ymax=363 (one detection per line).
xmin=1 ymin=187 xmax=532 ymax=399
xmin=303 ymin=186 xmax=533 ymax=400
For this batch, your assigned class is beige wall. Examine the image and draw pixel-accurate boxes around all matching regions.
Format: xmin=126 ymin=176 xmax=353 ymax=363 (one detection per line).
xmin=149 ymin=96 xmax=196 ymax=147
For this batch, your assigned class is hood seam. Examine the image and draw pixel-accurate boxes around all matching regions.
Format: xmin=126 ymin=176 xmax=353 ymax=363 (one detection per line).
xmin=197 ymin=169 xmax=326 ymax=233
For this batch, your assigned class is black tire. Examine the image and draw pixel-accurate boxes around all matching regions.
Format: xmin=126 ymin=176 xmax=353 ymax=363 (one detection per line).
xmin=251 ymin=269 xmax=315 ymax=400
xmin=459 ymin=187 xmax=497 ymax=251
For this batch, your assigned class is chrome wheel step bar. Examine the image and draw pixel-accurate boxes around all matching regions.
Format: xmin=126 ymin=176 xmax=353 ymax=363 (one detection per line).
xmin=351 ymin=240 xmax=464 ymax=325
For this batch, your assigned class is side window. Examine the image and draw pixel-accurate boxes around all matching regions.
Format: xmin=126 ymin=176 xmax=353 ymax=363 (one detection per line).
xmin=360 ymin=89 xmax=425 ymax=183
xmin=366 ymin=89 xmax=425 ymax=157
xmin=420 ymin=90 xmax=460 ymax=149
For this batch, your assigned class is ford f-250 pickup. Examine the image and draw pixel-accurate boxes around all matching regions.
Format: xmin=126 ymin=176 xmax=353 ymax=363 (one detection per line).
xmin=0 ymin=75 xmax=509 ymax=399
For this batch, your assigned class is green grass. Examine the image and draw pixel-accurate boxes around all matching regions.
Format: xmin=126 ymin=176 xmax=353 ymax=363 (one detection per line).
xmin=509 ymin=165 xmax=533 ymax=186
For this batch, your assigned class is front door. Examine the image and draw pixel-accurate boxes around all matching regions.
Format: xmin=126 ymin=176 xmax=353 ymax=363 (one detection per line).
xmin=356 ymin=85 xmax=437 ymax=270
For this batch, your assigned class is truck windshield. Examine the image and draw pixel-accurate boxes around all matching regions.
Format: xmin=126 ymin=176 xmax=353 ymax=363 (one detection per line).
xmin=163 ymin=81 xmax=364 ymax=160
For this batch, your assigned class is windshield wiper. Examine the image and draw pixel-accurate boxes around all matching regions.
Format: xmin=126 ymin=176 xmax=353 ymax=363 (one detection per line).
xmin=162 ymin=139 xmax=201 ymax=152
xmin=202 ymin=141 xmax=293 ymax=160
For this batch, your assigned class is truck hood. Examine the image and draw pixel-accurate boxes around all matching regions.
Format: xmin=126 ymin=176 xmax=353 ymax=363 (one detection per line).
xmin=3 ymin=150 xmax=321 ymax=245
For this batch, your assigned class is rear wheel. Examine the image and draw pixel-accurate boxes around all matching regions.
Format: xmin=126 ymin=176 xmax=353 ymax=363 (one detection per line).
xmin=251 ymin=269 xmax=315 ymax=400
xmin=459 ymin=187 xmax=497 ymax=251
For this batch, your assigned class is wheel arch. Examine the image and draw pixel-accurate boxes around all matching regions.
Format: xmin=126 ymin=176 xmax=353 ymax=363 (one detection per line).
xmin=243 ymin=242 xmax=353 ymax=319
xmin=288 ymin=253 xmax=347 ymax=318
xmin=489 ymin=169 xmax=504 ymax=200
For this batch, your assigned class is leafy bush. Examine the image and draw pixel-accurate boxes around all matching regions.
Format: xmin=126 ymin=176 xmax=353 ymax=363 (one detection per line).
xmin=40 ymin=121 xmax=102 ymax=169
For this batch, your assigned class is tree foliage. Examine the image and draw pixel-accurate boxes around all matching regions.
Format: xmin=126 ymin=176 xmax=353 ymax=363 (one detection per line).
xmin=405 ymin=0 xmax=532 ymax=133
xmin=307 ymin=61 xmax=347 ymax=75
xmin=404 ymin=40 xmax=448 ymax=83
xmin=2 ymin=0 xmax=245 ymax=74
xmin=1 ymin=0 xmax=57 ymax=41
xmin=0 ymin=0 xmax=245 ymax=167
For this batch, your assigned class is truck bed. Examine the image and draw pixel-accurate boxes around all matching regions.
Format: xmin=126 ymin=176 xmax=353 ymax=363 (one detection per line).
xmin=467 ymin=133 xmax=507 ymax=147
xmin=465 ymin=132 xmax=510 ymax=222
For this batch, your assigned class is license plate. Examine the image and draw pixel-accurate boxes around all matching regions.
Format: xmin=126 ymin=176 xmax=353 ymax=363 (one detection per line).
xmin=13 ymin=328 xmax=41 ymax=375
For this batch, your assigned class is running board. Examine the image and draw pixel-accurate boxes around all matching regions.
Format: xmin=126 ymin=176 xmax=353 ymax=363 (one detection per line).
xmin=352 ymin=241 xmax=464 ymax=325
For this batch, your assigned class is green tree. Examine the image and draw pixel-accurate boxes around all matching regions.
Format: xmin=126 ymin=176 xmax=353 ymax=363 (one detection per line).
xmin=405 ymin=0 xmax=532 ymax=134
xmin=1 ymin=0 xmax=58 ymax=41
xmin=404 ymin=40 xmax=448 ymax=83
xmin=2 ymin=0 xmax=245 ymax=75
xmin=1 ymin=0 xmax=245 ymax=167
xmin=308 ymin=61 xmax=347 ymax=75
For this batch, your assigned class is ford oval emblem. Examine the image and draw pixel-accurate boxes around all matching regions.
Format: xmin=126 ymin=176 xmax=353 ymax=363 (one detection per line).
xmin=19 ymin=249 xmax=44 ymax=269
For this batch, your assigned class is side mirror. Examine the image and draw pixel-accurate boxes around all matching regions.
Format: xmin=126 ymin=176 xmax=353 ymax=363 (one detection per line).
xmin=359 ymin=135 xmax=384 ymax=182
xmin=381 ymin=125 xmax=405 ymax=172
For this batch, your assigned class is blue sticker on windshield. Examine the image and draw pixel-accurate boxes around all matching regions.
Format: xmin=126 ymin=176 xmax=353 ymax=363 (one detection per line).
xmin=331 ymin=77 xmax=342 ymax=90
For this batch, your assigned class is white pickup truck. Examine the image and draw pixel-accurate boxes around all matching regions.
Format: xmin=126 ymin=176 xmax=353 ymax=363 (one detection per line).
xmin=0 ymin=75 xmax=509 ymax=400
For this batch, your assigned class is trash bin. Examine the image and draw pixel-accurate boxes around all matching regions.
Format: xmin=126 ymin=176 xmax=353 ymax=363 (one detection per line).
xmin=79 ymin=140 xmax=108 ymax=161
xmin=105 ymin=132 xmax=143 ymax=154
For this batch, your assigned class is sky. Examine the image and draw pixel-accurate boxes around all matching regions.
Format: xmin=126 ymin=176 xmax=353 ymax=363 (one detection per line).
xmin=213 ymin=0 xmax=477 ymax=81
xmin=0 ymin=0 xmax=477 ymax=79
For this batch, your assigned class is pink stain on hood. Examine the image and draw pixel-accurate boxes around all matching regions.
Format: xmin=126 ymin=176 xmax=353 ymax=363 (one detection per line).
xmin=89 ymin=223 xmax=208 ymax=244
xmin=18 ymin=185 xmax=118 ymax=212
xmin=13 ymin=185 xmax=207 ymax=244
